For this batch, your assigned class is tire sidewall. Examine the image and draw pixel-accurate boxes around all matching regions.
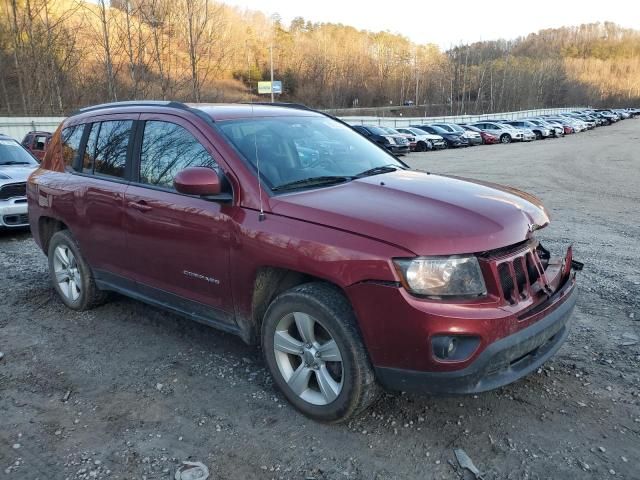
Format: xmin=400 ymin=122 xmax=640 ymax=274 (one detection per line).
xmin=262 ymin=290 xmax=363 ymax=423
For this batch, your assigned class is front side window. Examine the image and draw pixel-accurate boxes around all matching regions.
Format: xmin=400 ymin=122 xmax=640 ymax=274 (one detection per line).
xmin=218 ymin=116 xmax=404 ymax=190
xmin=92 ymin=120 xmax=132 ymax=179
xmin=139 ymin=121 xmax=218 ymax=189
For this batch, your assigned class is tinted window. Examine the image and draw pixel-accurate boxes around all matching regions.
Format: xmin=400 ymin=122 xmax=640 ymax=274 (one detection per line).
xmin=93 ymin=120 xmax=132 ymax=179
xmin=61 ymin=126 xmax=84 ymax=170
xmin=139 ymin=121 xmax=218 ymax=189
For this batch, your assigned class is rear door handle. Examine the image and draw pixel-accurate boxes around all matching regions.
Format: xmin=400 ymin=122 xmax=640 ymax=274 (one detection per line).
xmin=128 ymin=200 xmax=152 ymax=212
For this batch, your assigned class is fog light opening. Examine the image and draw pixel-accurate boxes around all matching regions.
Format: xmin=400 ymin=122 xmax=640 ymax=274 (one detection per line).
xmin=431 ymin=335 xmax=480 ymax=362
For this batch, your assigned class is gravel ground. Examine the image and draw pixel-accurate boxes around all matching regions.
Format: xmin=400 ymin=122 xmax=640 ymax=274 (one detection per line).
xmin=1 ymin=120 xmax=639 ymax=480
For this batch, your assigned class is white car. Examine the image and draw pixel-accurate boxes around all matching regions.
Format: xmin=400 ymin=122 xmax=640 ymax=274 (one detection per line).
xmin=395 ymin=127 xmax=447 ymax=151
xmin=0 ymin=135 xmax=39 ymax=228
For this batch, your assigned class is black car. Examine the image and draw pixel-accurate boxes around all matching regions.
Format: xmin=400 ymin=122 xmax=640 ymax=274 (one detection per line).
xmin=411 ymin=125 xmax=468 ymax=148
xmin=352 ymin=125 xmax=410 ymax=155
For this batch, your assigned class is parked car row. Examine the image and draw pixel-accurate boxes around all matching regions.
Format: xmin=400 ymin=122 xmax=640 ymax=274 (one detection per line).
xmin=352 ymin=107 xmax=639 ymax=154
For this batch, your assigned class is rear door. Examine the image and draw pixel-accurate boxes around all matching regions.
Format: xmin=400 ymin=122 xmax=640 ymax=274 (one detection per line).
xmin=123 ymin=114 xmax=236 ymax=328
xmin=72 ymin=115 xmax=137 ymax=284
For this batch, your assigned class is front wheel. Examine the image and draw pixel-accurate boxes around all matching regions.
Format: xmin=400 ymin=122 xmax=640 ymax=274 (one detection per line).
xmin=262 ymin=283 xmax=379 ymax=423
xmin=500 ymin=133 xmax=512 ymax=144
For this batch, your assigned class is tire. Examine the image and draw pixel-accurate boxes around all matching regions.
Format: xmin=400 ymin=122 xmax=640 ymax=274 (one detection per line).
xmin=415 ymin=141 xmax=427 ymax=152
xmin=500 ymin=133 xmax=512 ymax=144
xmin=48 ymin=229 xmax=108 ymax=310
xmin=534 ymin=131 xmax=542 ymax=140
xmin=261 ymin=282 xmax=380 ymax=423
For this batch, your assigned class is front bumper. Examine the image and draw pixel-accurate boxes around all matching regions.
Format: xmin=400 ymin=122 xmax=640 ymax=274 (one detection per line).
xmin=0 ymin=198 xmax=29 ymax=227
xmin=387 ymin=144 xmax=410 ymax=154
xmin=375 ymin=284 xmax=576 ymax=394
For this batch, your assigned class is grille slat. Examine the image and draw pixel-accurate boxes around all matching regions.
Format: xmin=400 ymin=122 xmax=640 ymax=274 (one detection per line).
xmin=0 ymin=182 xmax=27 ymax=200
xmin=495 ymin=247 xmax=547 ymax=304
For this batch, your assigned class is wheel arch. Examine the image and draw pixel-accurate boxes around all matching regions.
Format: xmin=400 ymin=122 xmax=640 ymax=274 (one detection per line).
xmin=240 ymin=266 xmax=348 ymax=344
xmin=38 ymin=216 xmax=69 ymax=255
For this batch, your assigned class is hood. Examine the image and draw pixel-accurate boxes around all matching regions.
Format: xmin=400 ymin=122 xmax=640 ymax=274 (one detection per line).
xmin=0 ymin=164 xmax=38 ymax=182
xmin=270 ymin=170 xmax=550 ymax=256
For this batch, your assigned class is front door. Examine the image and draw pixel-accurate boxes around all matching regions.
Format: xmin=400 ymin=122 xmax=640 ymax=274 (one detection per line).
xmin=123 ymin=115 xmax=236 ymax=329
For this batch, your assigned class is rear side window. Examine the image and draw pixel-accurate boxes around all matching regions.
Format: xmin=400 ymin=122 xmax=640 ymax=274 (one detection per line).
xmin=139 ymin=121 xmax=218 ymax=189
xmin=61 ymin=126 xmax=84 ymax=171
xmin=91 ymin=120 xmax=132 ymax=179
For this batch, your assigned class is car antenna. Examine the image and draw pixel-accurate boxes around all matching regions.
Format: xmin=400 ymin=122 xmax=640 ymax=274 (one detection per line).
xmin=252 ymin=103 xmax=266 ymax=221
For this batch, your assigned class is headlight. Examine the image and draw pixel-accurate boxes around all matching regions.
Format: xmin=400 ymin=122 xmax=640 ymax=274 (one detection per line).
xmin=385 ymin=136 xmax=396 ymax=145
xmin=393 ymin=256 xmax=487 ymax=298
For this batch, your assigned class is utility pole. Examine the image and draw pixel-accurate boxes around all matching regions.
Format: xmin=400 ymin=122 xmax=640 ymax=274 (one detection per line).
xmin=269 ymin=43 xmax=274 ymax=103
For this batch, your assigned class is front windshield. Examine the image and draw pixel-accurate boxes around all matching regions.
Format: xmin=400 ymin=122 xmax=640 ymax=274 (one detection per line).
xmin=218 ymin=116 xmax=404 ymax=190
xmin=448 ymin=124 xmax=465 ymax=133
xmin=364 ymin=125 xmax=389 ymax=136
xmin=0 ymin=139 xmax=38 ymax=166
xmin=432 ymin=124 xmax=454 ymax=132
xmin=379 ymin=127 xmax=398 ymax=135
xmin=428 ymin=125 xmax=448 ymax=134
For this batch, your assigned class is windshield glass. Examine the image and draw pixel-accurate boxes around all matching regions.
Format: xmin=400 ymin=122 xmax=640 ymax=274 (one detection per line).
xmin=379 ymin=127 xmax=398 ymax=135
xmin=218 ymin=116 xmax=404 ymax=190
xmin=0 ymin=139 xmax=38 ymax=166
xmin=447 ymin=124 xmax=465 ymax=133
xmin=427 ymin=125 xmax=448 ymax=134
xmin=432 ymin=124 xmax=454 ymax=132
xmin=364 ymin=126 xmax=389 ymax=135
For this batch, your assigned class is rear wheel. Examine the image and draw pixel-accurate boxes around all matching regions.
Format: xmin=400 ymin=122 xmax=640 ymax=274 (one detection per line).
xmin=262 ymin=282 xmax=379 ymax=423
xmin=500 ymin=133 xmax=512 ymax=144
xmin=48 ymin=230 xmax=108 ymax=310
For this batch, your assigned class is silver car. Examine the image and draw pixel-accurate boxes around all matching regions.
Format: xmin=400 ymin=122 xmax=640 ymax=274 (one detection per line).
xmin=470 ymin=122 xmax=524 ymax=144
xmin=0 ymin=135 xmax=39 ymax=228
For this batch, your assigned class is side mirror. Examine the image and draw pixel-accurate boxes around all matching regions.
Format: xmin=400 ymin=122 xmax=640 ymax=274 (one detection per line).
xmin=174 ymin=167 xmax=222 ymax=196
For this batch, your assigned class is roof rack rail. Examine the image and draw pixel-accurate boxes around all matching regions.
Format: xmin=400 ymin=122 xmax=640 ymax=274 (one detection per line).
xmin=241 ymin=102 xmax=311 ymax=111
xmin=71 ymin=100 xmax=190 ymax=116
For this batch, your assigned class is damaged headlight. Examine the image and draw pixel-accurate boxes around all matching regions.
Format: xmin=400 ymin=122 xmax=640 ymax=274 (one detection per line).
xmin=393 ymin=256 xmax=487 ymax=298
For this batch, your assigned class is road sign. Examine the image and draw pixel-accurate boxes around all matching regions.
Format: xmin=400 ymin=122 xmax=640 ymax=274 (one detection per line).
xmin=258 ymin=81 xmax=282 ymax=94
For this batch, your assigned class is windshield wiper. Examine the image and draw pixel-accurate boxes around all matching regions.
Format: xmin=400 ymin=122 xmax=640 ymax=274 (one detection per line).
xmin=272 ymin=175 xmax=353 ymax=192
xmin=1 ymin=161 xmax=32 ymax=165
xmin=355 ymin=164 xmax=405 ymax=178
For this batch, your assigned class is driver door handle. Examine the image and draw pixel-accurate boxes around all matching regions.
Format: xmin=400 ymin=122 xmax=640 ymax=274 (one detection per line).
xmin=128 ymin=200 xmax=152 ymax=212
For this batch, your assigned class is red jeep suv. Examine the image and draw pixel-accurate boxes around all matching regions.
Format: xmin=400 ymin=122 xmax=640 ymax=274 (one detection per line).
xmin=27 ymin=101 xmax=580 ymax=422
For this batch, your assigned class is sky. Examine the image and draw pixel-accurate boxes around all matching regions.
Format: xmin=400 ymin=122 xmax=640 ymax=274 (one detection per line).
xmin=221 ymin=0 xmax=640 ymax=48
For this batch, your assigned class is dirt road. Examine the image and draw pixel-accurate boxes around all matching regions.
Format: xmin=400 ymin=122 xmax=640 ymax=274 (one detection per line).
xmin=1 ymin=120 xmax=639 ymax=479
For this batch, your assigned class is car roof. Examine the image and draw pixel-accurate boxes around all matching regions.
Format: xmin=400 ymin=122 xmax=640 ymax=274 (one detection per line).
xmin=71 ymin=101 xmax=322 ymax=122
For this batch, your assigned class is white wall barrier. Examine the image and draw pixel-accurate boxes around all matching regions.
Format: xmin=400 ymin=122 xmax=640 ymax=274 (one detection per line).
xmin=0 ymin=117 xmax=65 ymax=141
xmin=0 ymin=107 xmax=585 ymax=140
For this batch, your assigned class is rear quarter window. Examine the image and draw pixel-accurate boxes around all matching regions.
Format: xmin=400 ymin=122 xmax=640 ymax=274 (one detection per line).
xmin=61 ymin=126 xmax=84 ymax=171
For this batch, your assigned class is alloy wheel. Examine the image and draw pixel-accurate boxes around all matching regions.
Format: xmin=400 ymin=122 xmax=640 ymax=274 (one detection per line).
xmin=273 ymin=312 xmax=344 ymax=405
xmin=53 ymin=245 xmax=82 ymax=301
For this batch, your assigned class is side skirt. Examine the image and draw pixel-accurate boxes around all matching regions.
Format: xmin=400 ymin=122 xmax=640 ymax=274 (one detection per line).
xmin=94 ymin=270 xmax=241 ymax=337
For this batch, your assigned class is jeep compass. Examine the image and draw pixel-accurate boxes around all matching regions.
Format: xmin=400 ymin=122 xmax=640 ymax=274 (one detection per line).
xmin=27 ymin=101 xmax=580 ymax=422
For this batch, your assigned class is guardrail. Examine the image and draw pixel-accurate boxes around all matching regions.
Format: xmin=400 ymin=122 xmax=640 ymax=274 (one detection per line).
xmin=0 ymin=107 xmax=586 ymax=140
